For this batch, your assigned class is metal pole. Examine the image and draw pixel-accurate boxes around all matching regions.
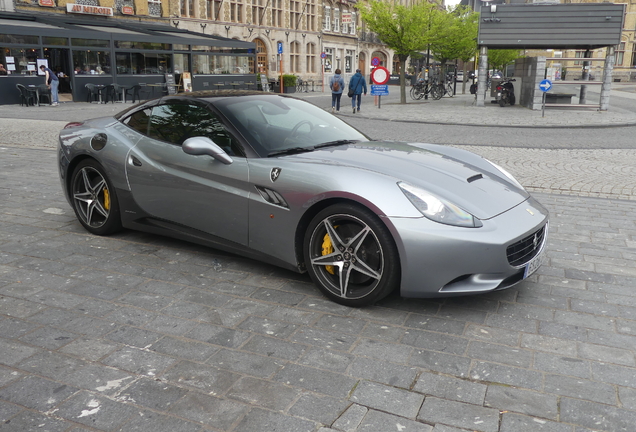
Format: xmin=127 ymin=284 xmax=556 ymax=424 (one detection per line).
xmin=542 ymin=92 xmax=546 ymax=118
xmin=579 ymin=49 xmax=591 ymax=105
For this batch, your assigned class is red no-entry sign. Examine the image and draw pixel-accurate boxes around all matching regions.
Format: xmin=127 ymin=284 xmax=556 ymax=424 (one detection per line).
xmin=371 ymin=66 xmax=390 ymax=85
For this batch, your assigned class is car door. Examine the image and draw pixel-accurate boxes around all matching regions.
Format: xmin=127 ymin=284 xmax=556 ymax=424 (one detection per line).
xmin=125 ymin=99 xmax=250 ymax=246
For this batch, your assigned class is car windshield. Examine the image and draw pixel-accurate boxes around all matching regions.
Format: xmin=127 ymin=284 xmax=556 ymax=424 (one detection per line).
xmin=213 ymin=95 xmax=369 ymax=157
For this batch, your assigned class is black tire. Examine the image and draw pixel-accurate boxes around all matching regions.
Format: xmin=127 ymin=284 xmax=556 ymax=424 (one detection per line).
xmin=304 ymin=203 xmax=400 ymax=307
xmin=70 ymin=159 xmax=122 ymax=236
xmin=510 ymin=94 xmax=516 ymax=106
xmin=431 ymin=85 xmax=443 ymax=101
xmin=410 ymin=86 xmax=417 ymax=100
xmin=499 ymin=98 xmax=506 ymax=107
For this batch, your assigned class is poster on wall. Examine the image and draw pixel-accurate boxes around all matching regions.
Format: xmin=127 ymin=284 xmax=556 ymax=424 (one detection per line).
xmin=37 ymin=59 xmax=49 ymax=74
xmin=181 ymin=72 xmax=192 ymax=92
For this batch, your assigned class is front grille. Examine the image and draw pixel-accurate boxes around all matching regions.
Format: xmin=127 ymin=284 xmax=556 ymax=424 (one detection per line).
xmin=506 ymin=224 xmax=547 ymax=267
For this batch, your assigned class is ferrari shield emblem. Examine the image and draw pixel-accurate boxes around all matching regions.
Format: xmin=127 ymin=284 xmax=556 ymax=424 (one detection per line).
xmin=270 ymin=168 xmax=282 ymax=182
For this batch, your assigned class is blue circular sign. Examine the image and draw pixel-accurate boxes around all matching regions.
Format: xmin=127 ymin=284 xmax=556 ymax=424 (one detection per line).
xmin=539 ymin=79 xmax=552 ymax=92
xmin=320 ymin=52 xmax=326 ymax=59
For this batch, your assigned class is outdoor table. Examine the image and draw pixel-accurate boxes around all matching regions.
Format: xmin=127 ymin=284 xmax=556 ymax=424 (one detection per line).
xmin=27 ymin=85 xmax=40 ymax=106
xmin=146 ymin=83 xmax=164 ymax=98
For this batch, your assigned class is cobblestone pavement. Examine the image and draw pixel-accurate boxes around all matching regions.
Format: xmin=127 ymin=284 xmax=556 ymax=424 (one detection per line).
xmin=1 ymin=96 xmax=636 ymax=431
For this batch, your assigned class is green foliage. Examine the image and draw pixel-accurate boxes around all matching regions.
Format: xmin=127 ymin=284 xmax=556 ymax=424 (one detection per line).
xmin=429 ymin=5 xmax=479 ymax=65
xmin=358 ymin=0 xmax=442 ymax=103
xmin=282 ymin=74 xmax=297 ymax=87
xmin=488 ymin=50 xmax=523 ymax=73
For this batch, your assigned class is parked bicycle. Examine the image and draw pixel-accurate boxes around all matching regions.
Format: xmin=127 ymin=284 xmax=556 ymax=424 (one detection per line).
xmin=410 ymin=80 xmax=442 ymax=100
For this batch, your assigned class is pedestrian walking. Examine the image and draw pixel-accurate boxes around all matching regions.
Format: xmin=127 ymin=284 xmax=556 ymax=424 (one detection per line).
xmin=329 ymin=68 xmax=345 ymax=113
xmin=348 ymin=69 xmax=367 ymax=113
xmin=40 ymin=64 xmax=59 ymax=106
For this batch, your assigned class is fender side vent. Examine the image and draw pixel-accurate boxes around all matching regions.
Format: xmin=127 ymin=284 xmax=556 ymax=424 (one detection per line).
xmin=255 ymin=186 xmax=289 ymax=209
xmin=467 ymin=174 xmax=483 ymax=183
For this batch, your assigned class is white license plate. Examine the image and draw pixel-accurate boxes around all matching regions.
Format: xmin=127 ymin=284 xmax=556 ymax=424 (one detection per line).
xmin=523 ymin=250 xmax=544 ymax=279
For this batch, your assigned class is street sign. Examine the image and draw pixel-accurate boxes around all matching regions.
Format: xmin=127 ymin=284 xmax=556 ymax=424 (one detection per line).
xmin=370 ymin=66 xmax=390 ymax=85
xmin=539 ymin=79 xmax=552 ymax=92
xmin=277 ymin=42 xmax=283 ymax=54
xmin=371 ymin=57 xmax=381 ymax=67
xmin=320 ymin=52 xmax=326 ymax=59
xmin=370 ymin=84 xmax=389 ymax=96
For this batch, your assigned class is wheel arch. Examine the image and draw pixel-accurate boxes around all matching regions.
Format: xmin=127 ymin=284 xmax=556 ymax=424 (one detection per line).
xmin=292 ymin=195 xmax=401 ymax=274
xmin=65 ymin=154 xmax=97 ymax=198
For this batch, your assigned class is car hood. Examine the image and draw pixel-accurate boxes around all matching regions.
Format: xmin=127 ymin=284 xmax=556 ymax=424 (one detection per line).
xmin=290 ymin=141 xmax=529 ymax=220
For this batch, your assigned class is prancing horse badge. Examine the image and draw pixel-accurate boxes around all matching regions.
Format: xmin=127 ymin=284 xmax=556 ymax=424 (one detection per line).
xmin=270 ymin=168 xmax=282 ymax=182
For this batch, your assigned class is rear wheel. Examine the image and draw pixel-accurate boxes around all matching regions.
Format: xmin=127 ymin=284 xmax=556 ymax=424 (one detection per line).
xmin=431 ymin=85 xmax=443 ymax=100
xmin=70 ymin=159 xmax=122 ymax=236
xmin=304 ymin=203 xmax=400 ymax=307
xmin=510 ymin=94 xmax=516 ymax=106
xmin=499 ymin=97 xmax=506 ymax=107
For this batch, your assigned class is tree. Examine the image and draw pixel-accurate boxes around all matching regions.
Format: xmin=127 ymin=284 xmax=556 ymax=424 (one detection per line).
xmin=488 ymin=49 xmax=522 ymax=74
xmin=429 ymin=6 xmax=479 ymax=94
xmin=357 ymin=0 xmax=441 ymax=104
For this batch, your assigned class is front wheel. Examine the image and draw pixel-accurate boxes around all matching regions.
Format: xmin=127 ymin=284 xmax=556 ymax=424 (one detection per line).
xmin=70 ymin=159 xmax=122 ymax=236
xmin=431 ymin=85 xmax=443 ymax=100
xmin=304 ymin=203 xmax=400 ymax=307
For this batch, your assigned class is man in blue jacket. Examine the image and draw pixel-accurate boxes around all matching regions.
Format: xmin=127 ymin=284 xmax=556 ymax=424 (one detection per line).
xmin=348 ymin=69 xmax=367 ymax=113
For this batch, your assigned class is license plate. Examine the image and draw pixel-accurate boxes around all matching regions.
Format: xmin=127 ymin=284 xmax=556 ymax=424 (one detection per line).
xmin=523 ymin=250 xmax=544 ymax=279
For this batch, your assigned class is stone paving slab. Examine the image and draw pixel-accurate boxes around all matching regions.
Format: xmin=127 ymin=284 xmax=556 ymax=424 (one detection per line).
xmin=1 ymin=145 xmax=636 ymax=431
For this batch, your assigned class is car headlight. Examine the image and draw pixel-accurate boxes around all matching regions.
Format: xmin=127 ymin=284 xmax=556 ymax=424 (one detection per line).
xmin=486 ymin=160 xmax=525 ymax=191
xmin=398 ymin=182 xmax=482 ymax=228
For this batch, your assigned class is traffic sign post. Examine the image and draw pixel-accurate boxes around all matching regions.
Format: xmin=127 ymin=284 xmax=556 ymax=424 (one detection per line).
xmin=539 ymin=79 xmax=552 ymax=118
xmin=370 ymin=66 xmax=390 ymax=108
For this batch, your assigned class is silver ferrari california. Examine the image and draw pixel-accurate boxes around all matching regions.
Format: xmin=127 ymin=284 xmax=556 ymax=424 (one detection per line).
xmin=58 ymin=91 xmax=548 ymax=307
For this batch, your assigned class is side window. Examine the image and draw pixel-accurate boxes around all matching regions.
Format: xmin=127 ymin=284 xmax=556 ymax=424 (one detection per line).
xmin=147 ymin=101 xmax=243 ymax=156
xmin=122 ymin=108 xmax=151 ymax=135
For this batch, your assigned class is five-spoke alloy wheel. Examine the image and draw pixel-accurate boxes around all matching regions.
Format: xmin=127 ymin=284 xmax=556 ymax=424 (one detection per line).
xmin=70 ymin=159 xmax=121 ymax=235
xmin=304 ymin=203 xmax=400 ymax=307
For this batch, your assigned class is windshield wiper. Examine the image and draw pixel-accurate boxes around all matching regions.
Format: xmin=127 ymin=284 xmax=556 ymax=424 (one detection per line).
xmin=314 ymin=139 xmax=359 ymax=149
xmin=267 ymin=146 xmax=315 ymax=157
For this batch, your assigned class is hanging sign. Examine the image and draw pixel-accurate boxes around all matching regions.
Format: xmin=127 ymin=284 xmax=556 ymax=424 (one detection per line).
xmin=39 ymin=0 xmax=56 ymax=7
xmin=121 ymin=5 xmax=134 ymax=14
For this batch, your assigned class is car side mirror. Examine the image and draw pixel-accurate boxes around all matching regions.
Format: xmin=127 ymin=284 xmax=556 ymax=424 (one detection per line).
xmin=182 ymin=137 xmax=233 ymax=165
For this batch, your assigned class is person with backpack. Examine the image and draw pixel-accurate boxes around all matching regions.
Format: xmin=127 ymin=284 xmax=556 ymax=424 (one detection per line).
xmin=329 ymin=69 xmax=345 ymax=113
xmin=348 ymin=69 xmax=367 ymax=113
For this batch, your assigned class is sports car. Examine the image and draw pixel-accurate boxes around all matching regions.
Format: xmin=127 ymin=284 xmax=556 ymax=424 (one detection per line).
xmin=58 ymin=91 xmax=548 ymax=307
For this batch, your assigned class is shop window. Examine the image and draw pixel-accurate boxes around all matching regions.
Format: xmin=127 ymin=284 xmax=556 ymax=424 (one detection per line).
xmin=345 ymin=49 xmax=354 ymax=74
xmin=324 ymin=47 xmax=333 ymax=73
xmin=42 ymin=37 xmax=69 ymax=46
xmin=73 ymin=50 xmax=111 ymax=75
xmin=0 ymin=34 xmax=38 ymax=45
xmin=71 ymin=38 xmax=110 ymax=48
xmin=1 ymin=47 xmax=40 ymax=75
xmin=115 ymin=52 xmax=171 ymax=74
xmin=174 ymin=53 xmax=190 ymax=74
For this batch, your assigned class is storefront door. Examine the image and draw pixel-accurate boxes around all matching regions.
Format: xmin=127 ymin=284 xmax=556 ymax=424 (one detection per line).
xmin=44 ymin=48 xmax=72 ymax=93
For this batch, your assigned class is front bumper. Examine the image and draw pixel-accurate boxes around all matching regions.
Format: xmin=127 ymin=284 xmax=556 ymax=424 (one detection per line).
xmin=390 ymin=196 xmax=549 ymax=298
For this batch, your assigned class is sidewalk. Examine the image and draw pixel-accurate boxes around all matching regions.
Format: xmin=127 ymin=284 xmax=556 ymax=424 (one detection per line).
xmin=1 ymin=84 xmax=634 ymax=128
xmin=295 ymin=85 xmax=636 ymax=128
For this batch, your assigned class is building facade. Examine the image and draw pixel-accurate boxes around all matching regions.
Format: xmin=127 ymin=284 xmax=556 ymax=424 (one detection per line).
xmin=170 ymin=0 xmax=393 ymax=85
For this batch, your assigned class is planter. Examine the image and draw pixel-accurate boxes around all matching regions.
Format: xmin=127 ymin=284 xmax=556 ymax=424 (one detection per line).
xmin=284 ymin=86 xmax=296 ymax=94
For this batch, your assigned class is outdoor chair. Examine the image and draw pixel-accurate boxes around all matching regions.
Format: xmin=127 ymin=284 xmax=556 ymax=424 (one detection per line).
xmin=16 ymin=84 xmax=36 ymax=107
xmin=124 ymin=84 xmax=141 ymax=103
xmin=85 ymin=83 xmax=102 ymax=103
xmin=37 ymin=84 xmax=52 ymax=105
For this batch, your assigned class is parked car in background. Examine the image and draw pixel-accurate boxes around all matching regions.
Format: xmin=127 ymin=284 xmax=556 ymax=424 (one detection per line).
xmin=455 ymin=71 xmax=464 ymax=82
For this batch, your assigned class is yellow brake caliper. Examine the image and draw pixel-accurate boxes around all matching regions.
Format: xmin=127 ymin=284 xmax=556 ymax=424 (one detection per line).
xmin=103 ymin=188 xmax=110 ymax=211
xmin=321 ymin=230 xmax=336 ymax=275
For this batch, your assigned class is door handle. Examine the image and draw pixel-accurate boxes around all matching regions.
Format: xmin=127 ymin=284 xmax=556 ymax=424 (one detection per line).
xmin=129 ymin=155 xmax=142 ymax=167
